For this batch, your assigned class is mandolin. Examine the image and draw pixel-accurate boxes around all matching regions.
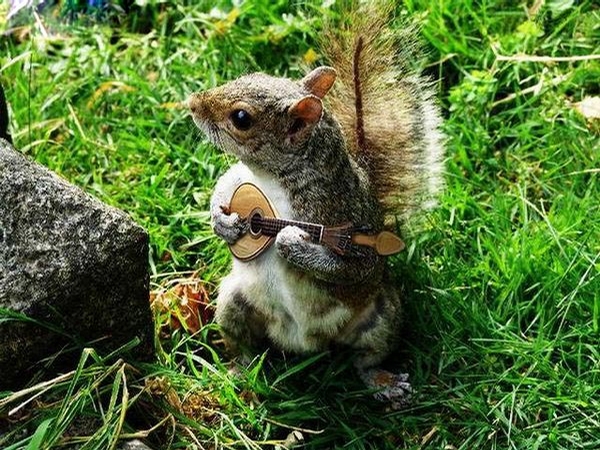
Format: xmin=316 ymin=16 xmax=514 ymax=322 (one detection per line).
xmin=227 ymin=183 xmax=405 ymax=261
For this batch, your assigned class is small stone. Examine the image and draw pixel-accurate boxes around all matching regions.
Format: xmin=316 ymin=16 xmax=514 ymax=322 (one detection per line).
xmin=117 ymin=440 xmax=155 ymax=450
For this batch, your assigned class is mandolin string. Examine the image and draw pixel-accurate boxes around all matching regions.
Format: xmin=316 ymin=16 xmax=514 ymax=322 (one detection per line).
xmin=253 ymin=224 xmax=353 ymax=244
xmin=249 ymin=225 xmax=357 ymax=252
xmin=252 ymin=217 xmax=355 ymax=244
xmin=258 ymin=226 xmax=324 ymax=238
xmin=256 ymin=222 xmax=351 ymax=236
xmin=258 ymin=228 xmax=327 ymax=241
xmin=258 ymin=218 xmax=321 ymax=229
xmin=259 ymin=224 xmax=325 ymax=235
xmin=255 ymin=218 xmax=324 ymax=235
xmin=256 ymin=224 xmax=320 ymax=236
xmin=256 ymin=222 xmax=350 ymax=237
xmin=257 ymin=217 xmax=328 ymax=229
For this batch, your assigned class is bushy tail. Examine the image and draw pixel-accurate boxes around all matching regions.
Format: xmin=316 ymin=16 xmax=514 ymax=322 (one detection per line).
xmin=322 ymin=1 xmax=445 ymax=224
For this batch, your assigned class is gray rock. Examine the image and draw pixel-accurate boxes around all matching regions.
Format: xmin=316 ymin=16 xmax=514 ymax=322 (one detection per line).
xmin=0 ymin=139 xmax=153 ymax=389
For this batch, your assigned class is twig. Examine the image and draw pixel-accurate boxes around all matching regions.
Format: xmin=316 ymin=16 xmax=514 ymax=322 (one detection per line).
xmin=425 ymin=53 xmax=458 ymax=69
xmin=492 ymin=73 xmax=569 ymax=107
xmin=119 ymin=414 xmax=173 ymax=439
xmin=33 ymin=11 xmax=49 ymax=38
xmin=0 ymin=370 xmax=76 ymax=410
xmin=8 ymin=385 xmax=52 ymax=417
xmin=263 ymin=417 xmax=324 ymax=435
xmin=183 ymin=426 xmax=207 ymax=450
xmin=493 ymin=45 xmax=600 ymax=63
xmin=526 ymin=0 xmax=545 ymax=18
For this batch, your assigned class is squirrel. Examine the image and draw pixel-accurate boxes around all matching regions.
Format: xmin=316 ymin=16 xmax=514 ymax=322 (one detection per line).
xmin=188 ymin=2 xmax=444 ymax=408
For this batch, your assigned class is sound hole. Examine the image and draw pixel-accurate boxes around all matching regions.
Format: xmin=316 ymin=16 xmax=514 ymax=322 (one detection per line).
xmin=249 ymin=208 xmax=263 ymax=237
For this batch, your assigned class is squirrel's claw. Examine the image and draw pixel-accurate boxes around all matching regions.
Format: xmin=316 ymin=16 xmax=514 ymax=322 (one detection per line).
xmin=359 ymin=368 xmax=413 ymax=410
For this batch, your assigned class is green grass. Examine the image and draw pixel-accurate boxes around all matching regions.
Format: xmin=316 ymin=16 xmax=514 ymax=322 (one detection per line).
xmin=1 ymin=0 xmax=599 ymax=448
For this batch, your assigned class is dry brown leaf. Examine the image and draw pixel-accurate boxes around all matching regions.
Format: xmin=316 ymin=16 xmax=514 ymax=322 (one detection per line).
xmin=151 ymin=273 xmax=214 ymax=334
xmin=180 ymin=391 xmax=221 ymax=424
xmin=145 ymin=376 xmax=182 ymax=410
xmin=145 ymin=377 xmax=221 ymax=424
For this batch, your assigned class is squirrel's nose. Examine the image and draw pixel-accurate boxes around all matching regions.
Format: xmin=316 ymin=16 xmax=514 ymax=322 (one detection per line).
xmin=188 ymin=93 xmax=205 ymax=116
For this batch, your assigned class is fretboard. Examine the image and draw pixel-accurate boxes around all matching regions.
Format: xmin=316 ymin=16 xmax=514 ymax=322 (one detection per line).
xmin=251 ymin=216 xmax=324 ymax=243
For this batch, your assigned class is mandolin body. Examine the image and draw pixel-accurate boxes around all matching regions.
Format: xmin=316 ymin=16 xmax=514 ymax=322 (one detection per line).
xmin=229 ymin=183 xmax=278 ymax=261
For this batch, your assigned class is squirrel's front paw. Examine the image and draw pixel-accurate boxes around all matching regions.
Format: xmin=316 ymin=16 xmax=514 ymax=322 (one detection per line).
xmin=212 ymin=207 xmax=249 ymax=245
xmin=275 ymin=226 xmax=310 ymax=259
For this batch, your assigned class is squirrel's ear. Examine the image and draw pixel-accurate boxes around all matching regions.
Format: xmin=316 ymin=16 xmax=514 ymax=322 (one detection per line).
xmin=302 ymin=66 xmax=337 ymax=99
xmin=288 ymin=95 xmax=323 ymax=125
xmin=287 ymin=96 xmax=323 ymax=143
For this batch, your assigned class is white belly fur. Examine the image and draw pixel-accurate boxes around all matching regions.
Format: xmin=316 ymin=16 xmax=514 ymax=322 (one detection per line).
xmin=226 ymin=163 xmax=351 ymax=352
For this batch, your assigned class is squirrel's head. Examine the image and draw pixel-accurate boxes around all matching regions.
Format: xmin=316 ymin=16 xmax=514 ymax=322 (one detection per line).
xmin=188 ymin=67 xmax=337 ymax=171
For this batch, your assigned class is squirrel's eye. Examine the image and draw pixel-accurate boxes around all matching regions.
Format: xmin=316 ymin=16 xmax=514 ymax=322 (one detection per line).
xmin=230 ymin=109 xmax=253 ymax=130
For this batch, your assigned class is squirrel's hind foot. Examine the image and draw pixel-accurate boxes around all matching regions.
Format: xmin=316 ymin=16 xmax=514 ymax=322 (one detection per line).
xmin=359 ymin=368 xmax=413 ymax=410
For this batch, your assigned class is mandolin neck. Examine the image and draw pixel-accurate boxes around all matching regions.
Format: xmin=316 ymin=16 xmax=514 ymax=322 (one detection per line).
xmin=252 ymin=216 xmax=324 ymax=242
